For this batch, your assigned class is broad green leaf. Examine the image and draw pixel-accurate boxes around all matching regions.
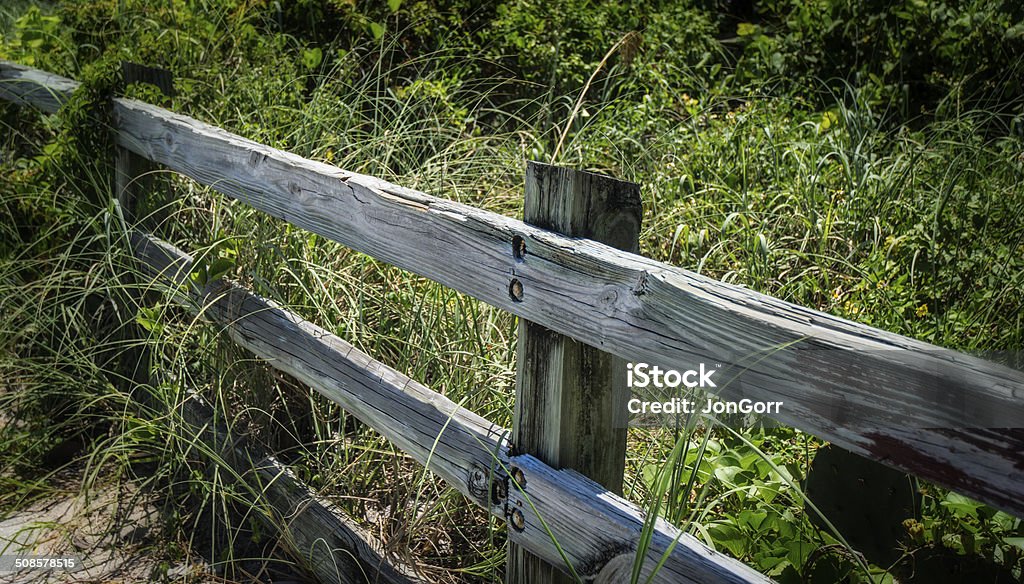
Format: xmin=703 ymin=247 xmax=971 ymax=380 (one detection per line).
xmin=1003 ymin=537 xmax=1024 ymax=551
xmin=708 ymin=523 xmax=746 ymax=557
xmin=206 ymin=257 xmax=235 ymax=283
xmin=714 ymin=465 xmax=742 ymax=485
xmin=737 ymin=23 xmax=759 ymax=37
xmin=941 ymin=492 xmax=982 ymax=517
xmin=738 ymin=509 xmax=768 ymax=531
xmin=302 ymin=47 xmax=322 ymax=70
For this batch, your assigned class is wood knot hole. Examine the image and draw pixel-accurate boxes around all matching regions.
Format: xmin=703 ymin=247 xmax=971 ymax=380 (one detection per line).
xmin=491 ymin=477 xmax=508 ymax=505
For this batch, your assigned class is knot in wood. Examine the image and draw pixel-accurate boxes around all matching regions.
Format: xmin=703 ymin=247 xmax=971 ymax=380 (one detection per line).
xmin=467 ymin=465 xmax=489 ymax=502
xmin=508 ymin=278 xmax=524 ymax=302
xmin=512 ymin=235 xmax=527 ymax=261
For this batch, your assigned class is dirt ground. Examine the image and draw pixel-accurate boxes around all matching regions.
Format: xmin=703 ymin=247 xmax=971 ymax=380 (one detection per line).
xmin=0 ymin=465 xmax=306 ymax=584
xmin=0 ymin=465 xmax=208 ymax=583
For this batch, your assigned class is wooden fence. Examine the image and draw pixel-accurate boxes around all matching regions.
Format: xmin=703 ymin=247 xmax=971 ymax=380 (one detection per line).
xmin=2 ymin=60 xmax=1022 ymax=584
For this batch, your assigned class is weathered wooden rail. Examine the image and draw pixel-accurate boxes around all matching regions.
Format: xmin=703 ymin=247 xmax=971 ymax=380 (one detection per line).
xmin=3 ymin=60 xmax=1023 ymax=583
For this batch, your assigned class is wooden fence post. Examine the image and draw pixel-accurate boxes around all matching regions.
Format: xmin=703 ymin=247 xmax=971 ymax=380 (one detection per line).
xmin=115 ymin=62 xmax=173 ymax=222
xmin=507 ymin=161 xmax=641 ymax=583
xmin=114 ymin=62 xmax=173 ymax=392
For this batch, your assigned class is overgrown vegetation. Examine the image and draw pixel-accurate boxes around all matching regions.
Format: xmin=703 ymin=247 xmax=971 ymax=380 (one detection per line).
xmin=1 ymin=1 xmax=1022 ymax=582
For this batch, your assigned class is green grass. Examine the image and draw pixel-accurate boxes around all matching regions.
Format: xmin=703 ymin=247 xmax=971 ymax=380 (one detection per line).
xmin=1 ymin=1 xmax=1023 ymax=582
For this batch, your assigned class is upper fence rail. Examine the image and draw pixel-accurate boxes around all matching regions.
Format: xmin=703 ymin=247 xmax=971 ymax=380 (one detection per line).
xmin=1 ymin=60 xmax=1021 ymax=522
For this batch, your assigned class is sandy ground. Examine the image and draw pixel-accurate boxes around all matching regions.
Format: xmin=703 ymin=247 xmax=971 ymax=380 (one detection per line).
xmin=0 ymin=468 xmax=223 ymax=584
xmin=0 ymin=465 xmax=311 ymax=584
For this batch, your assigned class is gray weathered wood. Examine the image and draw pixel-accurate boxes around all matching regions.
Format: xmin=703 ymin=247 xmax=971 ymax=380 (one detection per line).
xmin=509 ymin=163 xmax=641 ymax=583
xmin=178 ymin=395 xmax=425 ymax=584
xmin=0 ymin=61 xmax=77 ymax=114
xmin=131 ymin=230 xmax=771 ymax=583
xmin=4 ymin=61 xmax=1023 ymax=518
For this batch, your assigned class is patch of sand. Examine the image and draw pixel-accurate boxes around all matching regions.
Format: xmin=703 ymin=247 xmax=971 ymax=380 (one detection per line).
xmin=0 ymin=471 xmax=216 ymax=584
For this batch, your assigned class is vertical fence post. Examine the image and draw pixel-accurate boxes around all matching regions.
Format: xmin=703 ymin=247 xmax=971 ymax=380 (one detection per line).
xmin=114 ymin=62 xmax=173 ymax=391
xmin=507 ymin=161 xmax=641 ymax=583
xmin=115 ymin=62 xmax=173 ymax=223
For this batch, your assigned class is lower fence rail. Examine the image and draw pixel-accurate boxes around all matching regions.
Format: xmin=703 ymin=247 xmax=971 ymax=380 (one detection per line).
xmin=178 ymin=391 xmax=425 ymax=584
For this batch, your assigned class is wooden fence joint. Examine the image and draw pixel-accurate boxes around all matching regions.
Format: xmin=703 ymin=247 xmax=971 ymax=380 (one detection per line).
xmin=494 ymin=467 xmax=529 ymax=533
xmin=509 ymin=161 xmax=642 ymax=582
